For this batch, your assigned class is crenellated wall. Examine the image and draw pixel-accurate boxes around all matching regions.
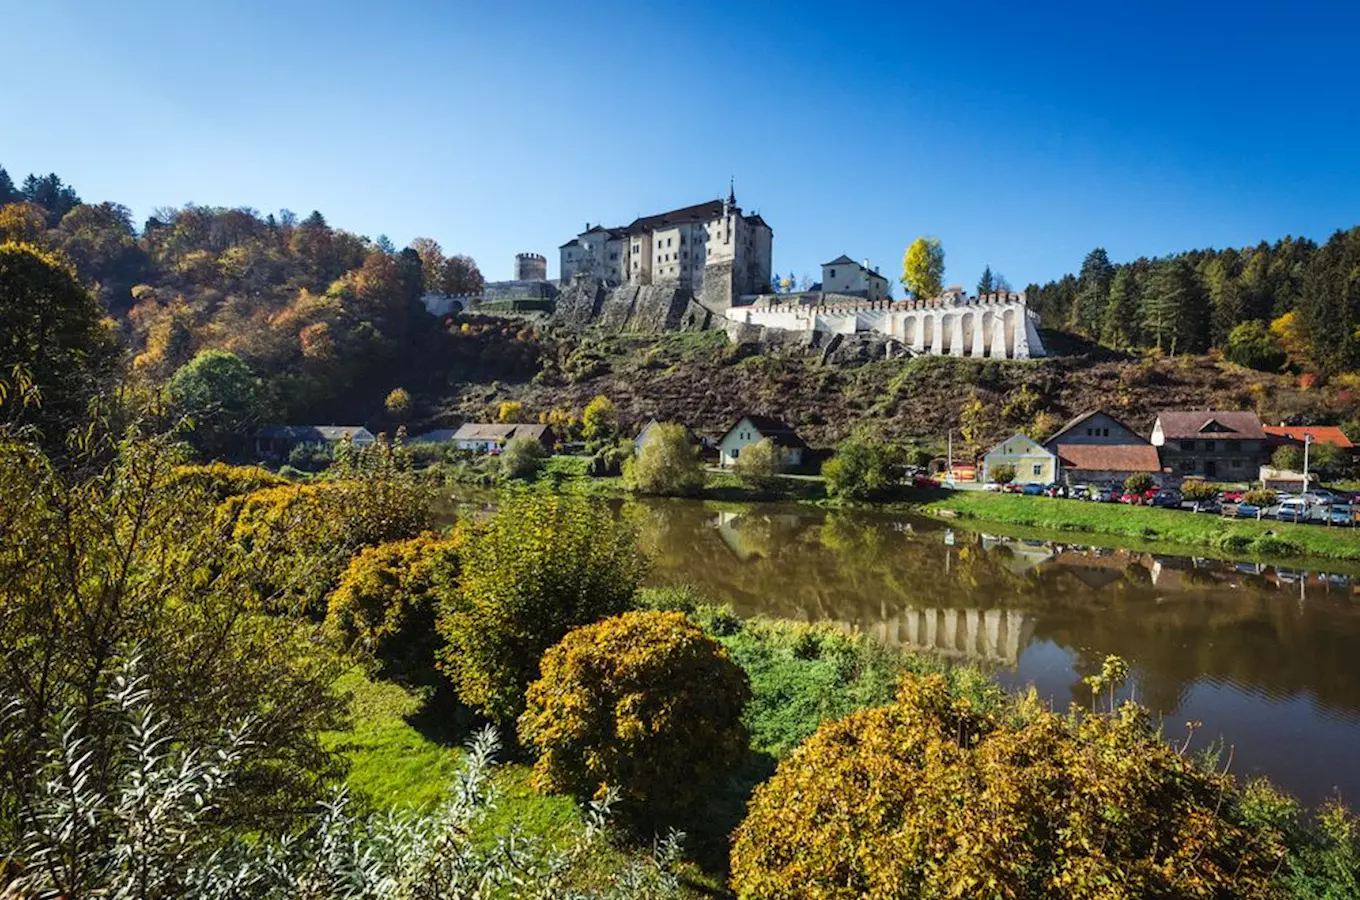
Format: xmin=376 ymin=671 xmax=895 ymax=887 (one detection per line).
xmin=723 ymin=291 xmax=1046 ymax=359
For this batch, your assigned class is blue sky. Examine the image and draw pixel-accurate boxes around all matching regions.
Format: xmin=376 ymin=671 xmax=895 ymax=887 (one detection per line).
xmin=3 ymin=0 xmax=1358 ymax=290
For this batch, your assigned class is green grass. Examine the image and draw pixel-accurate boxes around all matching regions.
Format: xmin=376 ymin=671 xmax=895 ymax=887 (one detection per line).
xmin=921 ymin=491 xmax=1360 ymax=562
xmin=322 ymin=669 xmax=727 ymax=895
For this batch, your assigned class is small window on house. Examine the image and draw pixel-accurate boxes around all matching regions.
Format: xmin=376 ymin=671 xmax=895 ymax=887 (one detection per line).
xmin=1033 ymin=464 xmax=1043 ymax=476
xmin=729 ymin=449 xmax=739 ymax=458
xmin=1204 ymin=441 xmax=1216 ymax=452
xmin=1180 ymin=440 xmax=1195 ymax=451
xmin=1232 ymin=459 xmax=1244 ymax=469
xmin=667 ymin=238 xmax=672 ymax=247
xmin=830 ymin=269 xmax=836 ymax=278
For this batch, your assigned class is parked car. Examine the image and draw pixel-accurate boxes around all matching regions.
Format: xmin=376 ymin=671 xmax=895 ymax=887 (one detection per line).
xmin=1088 ymin=487 xmax=1115 ymax=503
xmin=912 ymin=474 xmax=940 ymax=489
xmin=1225 ymin=502 xmax=1263 ymax=519
xmin=1220 ymin=490 xmax=1244 ymax=503
xmin=1069 ymin=485 xmax=1091 ymax=500
xmin=1021 ymin=483 xmax=1047 ymax=496
xmin=1001 ymin=483 xmax=1024 ymax=494
xmin=1326 ymin=504 xmax=1355 ymax=527
xmin=1044 ymin=483 xmax=1064 ymax=498
xmin=1277 ymin=498 xmax=1311 ymax=523
xmin=1304 ymin=490 xmax=1341 ymax=506
xmin=1149 ymin=490 xmax=1182 ymax=509
xmin=1189 ymin=497 xmax=1221 ymax=514
xmin=984 ymin=482 xmax=1003 ymax=492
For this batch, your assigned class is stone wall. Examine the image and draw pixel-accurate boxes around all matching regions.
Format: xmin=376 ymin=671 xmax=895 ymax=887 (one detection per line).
xmin=554 ymin=276 xmax=712 ymax=333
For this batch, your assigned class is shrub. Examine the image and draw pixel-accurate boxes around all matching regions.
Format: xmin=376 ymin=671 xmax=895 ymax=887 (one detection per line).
xmin=496 ymin=399 xmax=524 ymax=423
xmin=990 ymin=462 xmax=1017 ymax=485
xmin=325 ymin=531 xmax=463 ymax=685
xmin=435 ymin=495 xmax=645 ymax=724
xmin=733 ymin=438 xmax=782 ymax=489
xmin=730 ymin=673 xmax=1288 ymax=899
xmin=1245 ymin=488 xmax=1279 ymax=508
xmin=1123 ymin=471 xmax=1155 ymax=495
xmin=626 ymin=424 xmax=704 ymax=496
xmin=588 ymin=439 xmax=632 ymax=477
xmin=384 ymin=386 xmax=412 ymax=417
xmin=1273 ymin=444 xmax=1305 ymax=472
xmin=287 ymin=440 xmax=333 ymax=472
xmin=822 ymin=437 xmax=894 ymax=501
xmin=165 ymin=462 xmax=288 ymax=502
xmin=582 ymin=394 xmax=619 ymax=447
xmin=225 ymin=478 xmax=432 ymax=613
xmin=500 ymin=435 xmax=547 ymax=480
xmin=1226 ymin=320 xmax=1287 ymax=372
xmin=519 ymin=611 xmax=750 ymax=825
xmin=1180 ymin=479 xmax=1219 ymax=502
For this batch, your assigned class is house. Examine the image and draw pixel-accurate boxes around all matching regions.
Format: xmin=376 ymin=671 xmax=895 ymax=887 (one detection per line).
xmin=1264 ymin=424 xmax=1355 ymax=455
xmin=1043 ymin=411 xmax=1163 ymax=487
xmin=820 ymin=255 xmax=891 ymax=302
xmin=717 ymin=415 xmax=807 ymax=468
xmin=254 ymin=425 xmax=376 ymax=459
xmin=1150 ymin=411 xmax=1267 ymax=481
xmin=449 ymin=423 xmax=555 ymax=454
xmin=633 ymin=419 xmax=701 ymax=453
xmin=982 ymin=433 xmax=1058 ymax=485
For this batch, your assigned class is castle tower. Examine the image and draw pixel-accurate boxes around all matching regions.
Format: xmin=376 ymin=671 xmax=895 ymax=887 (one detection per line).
xmin=514 ymin=252 xmax=547 ymax=282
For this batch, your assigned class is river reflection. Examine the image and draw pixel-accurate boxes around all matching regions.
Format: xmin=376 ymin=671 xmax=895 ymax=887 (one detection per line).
xmin=631 ymin=499 xmax=1360 ymax=805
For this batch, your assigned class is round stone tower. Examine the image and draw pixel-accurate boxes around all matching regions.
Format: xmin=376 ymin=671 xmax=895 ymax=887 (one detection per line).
xmin=515 ymin=252 xmax=547 ymax=282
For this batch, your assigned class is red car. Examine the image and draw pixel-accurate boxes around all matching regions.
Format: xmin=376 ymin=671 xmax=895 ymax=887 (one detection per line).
xmin=1220 ymin=490 xmax=1244 ymax=503
xmin=912 ymin=474 xmax=939 ymax=489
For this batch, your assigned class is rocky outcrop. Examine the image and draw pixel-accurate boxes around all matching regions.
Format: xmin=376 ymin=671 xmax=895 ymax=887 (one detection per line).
xmin=553 ymin=277 xmax=717 ymax=334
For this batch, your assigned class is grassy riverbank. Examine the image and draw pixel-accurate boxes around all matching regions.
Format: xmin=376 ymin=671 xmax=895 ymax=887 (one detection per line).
xmin=921 ymin=490 xmax=1360 ymax=562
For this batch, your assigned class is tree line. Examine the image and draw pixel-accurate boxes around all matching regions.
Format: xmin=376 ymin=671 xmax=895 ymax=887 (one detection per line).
xmin=1025 ymin=231 xmax=1360 ymax=373
xmin=0 ymin=162 xmax=490 ymax=431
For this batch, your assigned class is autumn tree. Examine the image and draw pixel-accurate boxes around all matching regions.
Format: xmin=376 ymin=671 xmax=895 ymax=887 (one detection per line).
xmin=439 ymin=254 xmax=484 ymax=296
xmin=901 ymin=236 xmax=945 ymax=300
xmin=625 ymin=423 xmax=704 ymax=496
xmin=384 ymin=387 xmax=412 ymax=418
xmin=0 ymin=202 xmax=47 ymax=244
xmin=582 ymin=394 xmax=619 ymax=447
xmin=409 ymin=237 xmax=445 ymax=292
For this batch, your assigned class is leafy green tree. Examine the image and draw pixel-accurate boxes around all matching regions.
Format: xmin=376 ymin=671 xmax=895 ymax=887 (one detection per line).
xmin=519 ymin=610 xmax=750 ymax=828
xmin=1272 ymin=444 xmax=1305 ymax=472
xmin=166 ymin=350 xmax=266 ymax=460
xmin=0 ymin=242 xmax=118 ymax=440
xmin=500 ymin=435 xmax=547 ymax=480
xmin=435 ymin=495 xmax=645 ymax=725
xmin=977 ymin=265 xmax=995 ymax=295
xmin=582 ymin=394 xmax=619 ymax=446
xmin=1309 ymin=441 xmax=1343 ymax=475
xmin=1225 ymin=320 xmax=1287 ymax=371
xmin=626 ymin=423 xmax=704 ymax=496
xmin=990 ymin=462 xmax=1016 ymax=485
xmin=733 ymin=437 xmax=782 ymax=489
xmin=901 ymin=237 xmax=945 ymax=300
xmin=823 ymin=437 xmax=895 ymax=500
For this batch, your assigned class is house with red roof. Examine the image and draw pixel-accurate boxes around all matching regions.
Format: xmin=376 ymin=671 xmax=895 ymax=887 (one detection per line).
xmin=1150 ymin=410 xmax=1268 ymax=481
xmin=1042 ymin=410 xmax=1163 ymax=487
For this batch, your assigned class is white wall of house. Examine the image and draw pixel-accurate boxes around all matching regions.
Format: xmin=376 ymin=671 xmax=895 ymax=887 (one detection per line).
xmin=717 ymin=418 xmax=803 ymax=468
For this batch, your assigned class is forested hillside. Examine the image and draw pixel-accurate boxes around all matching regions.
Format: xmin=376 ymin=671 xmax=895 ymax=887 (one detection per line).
xmin=5 ymin=161 xmax=1360 ymax=451
xmin=0 ymin=163 xmax=492 ymax=425
xmin=1025 ymin=233 xmax=1360 ymax=374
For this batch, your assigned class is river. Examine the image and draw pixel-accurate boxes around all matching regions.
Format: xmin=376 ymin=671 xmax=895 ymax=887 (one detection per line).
xmin=623 ymin=498 xmax=1360 ymax=806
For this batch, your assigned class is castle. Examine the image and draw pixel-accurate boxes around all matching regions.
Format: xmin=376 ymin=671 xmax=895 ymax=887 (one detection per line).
xmin=559 ymin=187 xmax=773 ymax=308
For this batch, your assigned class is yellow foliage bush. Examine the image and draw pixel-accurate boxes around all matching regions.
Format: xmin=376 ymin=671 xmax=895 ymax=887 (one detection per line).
xmin=166 ymin=462 xmax=288 ymax=503
xmin=519 ymin=610 xmax=749 ymax=826
xmin=730 ymin=673 xmax=1287 ymax=900
xmin=223 ymin=479 xmax=432 ymax=614
xmin=324 ymin=531 xmax=462 ymax=684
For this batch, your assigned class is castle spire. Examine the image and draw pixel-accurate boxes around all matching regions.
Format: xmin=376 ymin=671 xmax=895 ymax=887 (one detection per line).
xmin=727 ymin=176 xmax=736 ymax=207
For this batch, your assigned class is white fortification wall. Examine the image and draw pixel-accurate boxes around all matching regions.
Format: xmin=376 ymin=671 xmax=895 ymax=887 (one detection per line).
xmin=723 ymin=291 xmax=1046 ymax=359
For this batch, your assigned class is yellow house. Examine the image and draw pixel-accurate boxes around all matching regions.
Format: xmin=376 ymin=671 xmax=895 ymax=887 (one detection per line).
xmin=982 ymin=433 xmax=1058 ymax=485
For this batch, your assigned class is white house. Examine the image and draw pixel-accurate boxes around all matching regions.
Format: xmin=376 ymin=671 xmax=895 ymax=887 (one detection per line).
xmin=448 ymin=423 xmax=554 ymax=454
xmin=820 ymin=255 xmax=891 ymax=302
xmin=716 ymin=415 xmax=807 ymax=468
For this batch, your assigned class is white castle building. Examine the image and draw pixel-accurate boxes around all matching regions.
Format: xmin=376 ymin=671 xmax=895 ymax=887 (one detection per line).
xmin=724 ymin=286 xmax=1046 ymax=359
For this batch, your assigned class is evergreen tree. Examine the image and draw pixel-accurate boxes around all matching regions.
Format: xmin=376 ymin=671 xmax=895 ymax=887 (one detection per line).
xmin=1140 ymin=258 xmax=1201 ymax=355
xmin=1073 ymin=248 xmax=1114 ymax=336
xmin=1100 ymin=266 xmax=1140 ymax=349
xmin=0 ymin=165 xmax=16 ymax=205
xmin=20 ymin=173 xmax=81 ymax=222
xmin=977 ymin=265 xmax=995 ymax=295
xmin=1297 ymin=227 xmax=1360 ymax=374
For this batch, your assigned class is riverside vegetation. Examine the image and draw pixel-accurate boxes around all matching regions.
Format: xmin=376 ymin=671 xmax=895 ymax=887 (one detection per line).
xmin=3 ymin=420 xmax=1360 ymax=897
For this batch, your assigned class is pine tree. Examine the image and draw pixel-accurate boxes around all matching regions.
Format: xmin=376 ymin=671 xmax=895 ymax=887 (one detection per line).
xmin=0 ymin=165 xmax=16 ymax=205
xmin=977 ymin=265 xmax=995 ymax=295
xmin=1073 ymin=248 xmax=1114 ymax=336
xmin=1140 ymin=259 xmax=1197 ymax=355
xmin=1101 ymin=267 xmax=1140 ymax=349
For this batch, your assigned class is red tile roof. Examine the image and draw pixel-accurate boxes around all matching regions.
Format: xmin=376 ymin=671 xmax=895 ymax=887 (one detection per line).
xmin=1054 ymin=443 xmax=1163 ymax=473
xmin=1264 ymin=425 xmax=1355 ymax=449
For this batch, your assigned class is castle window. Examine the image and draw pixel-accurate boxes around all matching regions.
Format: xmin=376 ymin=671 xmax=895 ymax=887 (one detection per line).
xmin=830 ymin=269 xmax=836 ymax=278
xmin=667 ymin=238 xmax=672 ymax=247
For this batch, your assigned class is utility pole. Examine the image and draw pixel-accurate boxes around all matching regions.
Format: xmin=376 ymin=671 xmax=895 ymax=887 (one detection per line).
xmin=947 ymin=432 xmax=953 ymax=484
xmin=1303 ymin=433 xmax=1313 ymax=496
